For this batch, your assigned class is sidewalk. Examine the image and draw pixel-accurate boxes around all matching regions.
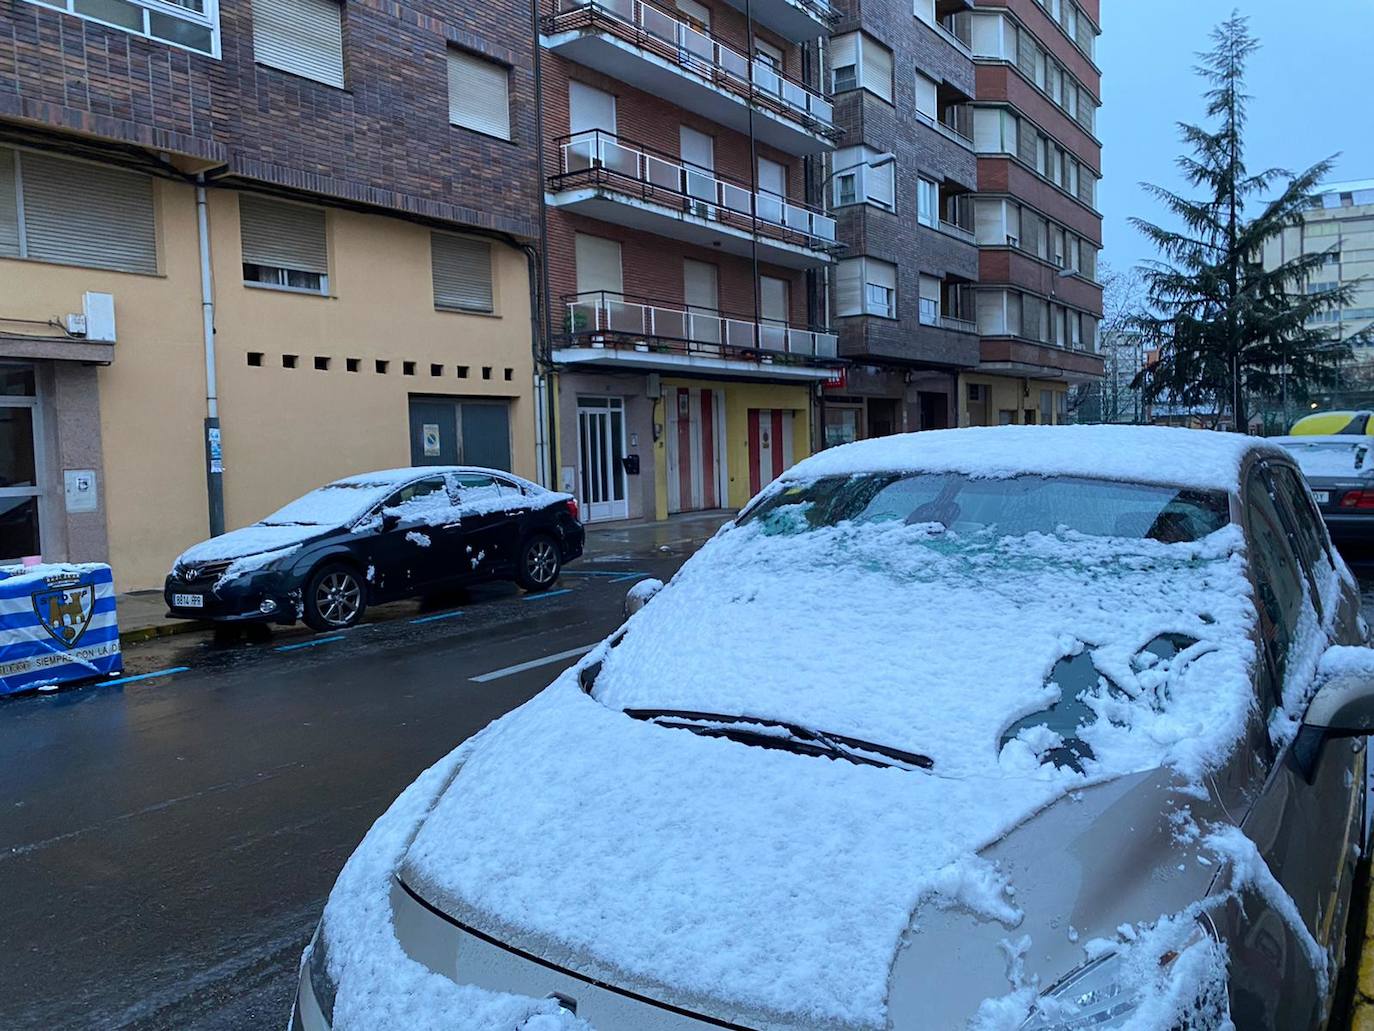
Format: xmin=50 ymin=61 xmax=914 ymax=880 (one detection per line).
xmin=112 ymin=510 xmax=736 ymax=645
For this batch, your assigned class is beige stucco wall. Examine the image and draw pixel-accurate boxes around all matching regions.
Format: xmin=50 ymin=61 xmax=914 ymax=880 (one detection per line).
xmin=0 ymin=179 xmax=536 ymax=592
xmin=958 ymin=374 xmax=1068 ymax=427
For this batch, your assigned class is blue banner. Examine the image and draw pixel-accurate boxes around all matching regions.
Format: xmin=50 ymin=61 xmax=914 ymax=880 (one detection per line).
xmin=0 ymin=564 xmax=122 ymax=696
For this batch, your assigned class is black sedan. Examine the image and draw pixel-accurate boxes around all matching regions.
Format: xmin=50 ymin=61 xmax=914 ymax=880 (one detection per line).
xmin=165 ymin=467 xmax=584 ymax=631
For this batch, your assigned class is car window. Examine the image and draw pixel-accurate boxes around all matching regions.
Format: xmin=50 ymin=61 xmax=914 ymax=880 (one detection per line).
xmin=1244 ymin=468 xmax=1306 ymax=703
xmin=455 ymin=473 xmax=521 ymax=506
xmin=1266 ymin=462 xmax=1335 ymax=579
xmin=384 ymin=478 xmax=448 ymax=510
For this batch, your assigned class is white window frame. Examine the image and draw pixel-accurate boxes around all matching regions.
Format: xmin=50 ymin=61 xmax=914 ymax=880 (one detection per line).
xmin=0 ymin=364 xmax=47 ymax=563
xmin=831 ymin=146 xmax=894 ymax=212
xmin=830 ymin=32 xmax=893 ymax=103
xmin=863 ymin=258 xmax=897 ymax=318
xmin=22 ymin=0 xmax=220 ymax=57
xmin=917 ymin=177 xmax=938 ymax=228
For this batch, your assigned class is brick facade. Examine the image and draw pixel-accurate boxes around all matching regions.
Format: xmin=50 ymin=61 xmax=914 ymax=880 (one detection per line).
xmin=0 ymin=0 xmax=542 ymax=238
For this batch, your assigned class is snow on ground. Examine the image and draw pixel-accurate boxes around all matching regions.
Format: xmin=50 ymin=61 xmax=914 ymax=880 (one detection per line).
xmin=782 ymin=425 xmax=1283 ymax=494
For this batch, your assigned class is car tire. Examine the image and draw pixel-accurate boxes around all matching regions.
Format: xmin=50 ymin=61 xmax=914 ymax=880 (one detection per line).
xmin=303 ymin=563 xmax=368 ymax=631
xmin=516 ymin=535 xmax=561 ymax=593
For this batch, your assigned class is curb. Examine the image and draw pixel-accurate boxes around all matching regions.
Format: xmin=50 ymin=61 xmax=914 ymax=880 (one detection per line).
xmin=119 ymin=619 xmax=211 ymax=646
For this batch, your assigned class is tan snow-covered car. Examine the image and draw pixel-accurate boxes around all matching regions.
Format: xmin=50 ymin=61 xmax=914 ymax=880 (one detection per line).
xmin=294 ymin=426 xmax=1374 ymax=1031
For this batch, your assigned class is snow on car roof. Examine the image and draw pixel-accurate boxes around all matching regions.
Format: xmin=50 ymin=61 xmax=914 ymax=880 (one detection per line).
xmin=329 ymin=466 xmax=545 ymax=488
xmin=782 ymin=425 xmax=1284 ymax=494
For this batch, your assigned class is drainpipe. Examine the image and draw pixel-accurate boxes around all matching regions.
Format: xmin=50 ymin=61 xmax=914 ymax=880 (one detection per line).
xmin=195 ymin=174 xmax=225 ymax=538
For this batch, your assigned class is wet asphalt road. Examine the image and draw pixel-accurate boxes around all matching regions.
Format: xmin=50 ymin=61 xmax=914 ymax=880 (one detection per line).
xmin=3 ymin=525 xmax=1374 ymax=1031
xmin=0 ymin=520 xmax=719 ymax=1031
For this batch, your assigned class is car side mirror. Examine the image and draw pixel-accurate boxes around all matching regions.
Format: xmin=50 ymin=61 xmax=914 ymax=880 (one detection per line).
xmin=1304 ymin=645 xmax=1374 ymax=737
xmin=380 ymin=511 xmax=401 ymax=532
xmin=1295 ymin=645 xmax=1374 ymax=780
xmin=624 ymin=578 xmax=664 ymax=619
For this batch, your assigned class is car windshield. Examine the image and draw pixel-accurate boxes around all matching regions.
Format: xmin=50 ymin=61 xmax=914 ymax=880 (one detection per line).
xmin=1277 ymin=439 xmax=1371 ymax=479
xmin=740 ymin=472 xmax=1231 ymax=543
xmin=261 ymin=482 xmax=393 ymax=527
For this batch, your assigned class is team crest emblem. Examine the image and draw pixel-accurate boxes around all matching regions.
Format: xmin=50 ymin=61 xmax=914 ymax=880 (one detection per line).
xmin=33 ymin=585 xmax=95 ymax=647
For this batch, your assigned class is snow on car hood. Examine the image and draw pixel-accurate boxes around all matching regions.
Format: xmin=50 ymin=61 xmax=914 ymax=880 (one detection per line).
xmin=174 ymin=522 xmax=330 ymax=566
xmin=399 ymin=519 xmax=1262 ymax=1028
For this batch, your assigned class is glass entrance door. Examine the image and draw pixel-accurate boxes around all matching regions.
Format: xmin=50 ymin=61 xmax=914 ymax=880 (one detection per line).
xmin=577 ymin=397 xmax=628 ymax=522
xmin=0 ymin=365 xmax=42 ymax=561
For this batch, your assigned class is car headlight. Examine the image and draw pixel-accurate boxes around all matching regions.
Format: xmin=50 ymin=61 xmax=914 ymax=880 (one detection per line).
xmin=1020 ymin=952 xmax=1136 ymax=1030
xmin=307 ymin=920 xmax=339 ymax=1025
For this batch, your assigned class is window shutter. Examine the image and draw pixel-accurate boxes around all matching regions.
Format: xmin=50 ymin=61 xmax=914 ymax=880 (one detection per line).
xmin=251 ymin=0 xmax=345 ymax=88
xmin=835 ymin=259 xmax=862 ymax=316
xmin=448 ymin=50 xmax=511 ymax=140
xmin=1017 ymin=27 xmax=1037 ymax=80
xmin=0 ymin=149 xmax=18 ymax=258
xmin=239 ymin=195 xmax=328 ymax=274
xmin=867 ymin=259 xmax=896 ymax=291
xmin=918 ymin=274 xmax=940 ymax=302
xmin=1017 ymin=118 xmax=1037 ymax=166
xmin=21 ymin=153 xmax=156 ymax=273
xmin=574 ymin=233 xmax=623 ymax=296
xmin=869 ymin=162 xmax=894 ymax=209
xmin=914 ymin=72 xmax=937 ymax=118
xmin=829 ymin=33 xmax=857 ymax=75
xmin=860 ymin=36 xmax=892 ymax=102
xmin=431 ymin=233 xmax=494 ymax=312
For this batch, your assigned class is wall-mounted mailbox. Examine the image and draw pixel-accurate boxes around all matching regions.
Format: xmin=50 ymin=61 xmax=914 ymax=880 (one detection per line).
xmin=621 ymin=454 xmax=641 ymax=475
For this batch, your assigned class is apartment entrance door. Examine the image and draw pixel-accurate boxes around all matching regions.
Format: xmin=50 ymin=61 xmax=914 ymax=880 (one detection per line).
xmin=665 ymin=386 xmax=726 ymax=513
xmin=576 ymin=396 xmax=629 ymax=522
xmin=748 ymin=408 xmax=794 ymax=494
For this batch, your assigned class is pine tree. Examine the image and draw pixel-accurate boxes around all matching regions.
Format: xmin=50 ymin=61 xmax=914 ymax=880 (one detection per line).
xmin=1130 ymin=11 xmax=1367 ymax=430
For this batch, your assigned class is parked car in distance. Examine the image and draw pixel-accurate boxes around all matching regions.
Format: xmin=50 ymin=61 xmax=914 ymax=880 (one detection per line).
xmin=1273 ymin=435 xmax=1374 ymax=541
xmin=294 ymin=427 xmax=1374 ymax=1031
xmin=1289 ymin=410 xmax=1374 ymax=436
xmin=165 ymin=467 xmax=583 ymax=631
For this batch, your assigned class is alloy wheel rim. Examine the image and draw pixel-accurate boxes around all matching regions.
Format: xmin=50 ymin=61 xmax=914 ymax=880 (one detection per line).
xmin=527 ymin=541 xmax=558 ymax=584
xmin=316 ymin=571 xmax=361 ymax=626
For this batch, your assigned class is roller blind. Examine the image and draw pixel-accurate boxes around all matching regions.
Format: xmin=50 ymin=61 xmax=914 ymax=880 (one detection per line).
xmin=431 ymin=233 xmax=494 ymax=312
xmin=865 ymin=259 xmax=896 ymax=291
xmin=860 ymin=36 xmax=892 ymax=102
xmin=251 ymin=0 xmax=344 ymax=88
xmin=239 ymin=195 xmax=328 ymax=273
xmin=829 ymin=33 xmax=856 ymax=71
xmin=914 ymin=72 xmax=938 ymax=118
xmin=575 ymin=233 xmax=623 ymax=296
xmin=835 ymin=258 xmax=862 ymax=316
xmin=448 ymin=50 xmax=510 ymax=140
xmin=0 ymin=149 xmax=17 ymax=258
xmin=21 ymin=152 xmax=157 ymax=274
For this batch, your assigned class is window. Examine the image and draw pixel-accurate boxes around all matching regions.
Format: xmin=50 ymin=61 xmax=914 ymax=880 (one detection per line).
xmin=0 ymin=366 xmax=42 ymax=561
xmin=239 ymin=195 xmax=329 ymax=294
xmin=914 ymin=72 xmax=938 ymax=120
xmin=448 ymin=49 xmax=511 ymax=141
xmin=1245 ymin=468 xmax=1307 ymax=700
xmin=1266 ymin=463 xmax=1334 ymax=585
xmin=918 ymin=274 xmax=940 ymax=325
xmin=431 ymin=233 xmax=494 ymax=313
xmin=22 ymin=0 xmax=217 ymax=54
xmin=831 ymin=146 xmax=893 ymax=211
xmin=917 ymin=178 xmax=938 ymax=228
xmin=830 ymin=33 xmax=893 ymax=103
xmin=0 ymin=148 xmax=157 ymax=274
xmin=836 ymin=257 xmax=896 ymax=318
xmin=251 ymin=0 xmax=344 ymax=88
xmin=836 ymin=174 xmax=858 ymax=206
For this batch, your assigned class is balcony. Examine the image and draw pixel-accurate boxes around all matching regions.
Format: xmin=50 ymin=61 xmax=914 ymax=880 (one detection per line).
xmin=548 ymin=130 xmax=839 ymax=269
xmin=977 ymin=338 xmax=1105 ymax=382
xmin=715 ymin=0 xmax=835 ymax=43
xmin=937 ymin=184 xmax=976 ymax=244
xmin=555 ymin=291 xmax=841 ymax=381
xmin=542 ymin=0 xmax=837 ymax=156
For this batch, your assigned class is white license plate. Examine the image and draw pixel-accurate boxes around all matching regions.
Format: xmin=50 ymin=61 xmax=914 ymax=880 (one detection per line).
xmin=173 ymin=593 xmax=204 ymax=609
xmin=1312 ymin=491 xmax=1330 ymax=504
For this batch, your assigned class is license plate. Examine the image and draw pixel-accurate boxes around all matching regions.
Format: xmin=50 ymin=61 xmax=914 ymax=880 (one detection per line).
xmin=1312 ymin=491 xmax=1330 ymax=504
xmin=173 ymin=593 xmax=204 ymax=609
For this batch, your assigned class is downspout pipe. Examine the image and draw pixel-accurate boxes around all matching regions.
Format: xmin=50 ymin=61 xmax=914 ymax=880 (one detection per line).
xmin=195 ymin=174 xmax=225 ymax=538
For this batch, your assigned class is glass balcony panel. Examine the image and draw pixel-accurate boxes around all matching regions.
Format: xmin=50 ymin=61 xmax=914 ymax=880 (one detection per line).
xmin=687 ymin=311 xmax=722 ymax=344
xmin=651 ymin=306 xmax=686 ymax=338
xmin=567 ymin=300 xmax=600 ymax=334
xmin=752 ymin=60 xmax=782 ymax=97
xmin=787 ymin=329 xmax=815 ymax=355
xmin=606 ymin=300 xmax=646 ymax=333
xmin=640 ymin=5 xmax=676 ymax=40
xmin=756 ymin=192 xmax=784 ymax=225
xmin=646 ymin=155 xmax=682 ymax=190
xmin=810 ymin=96 xmax=832 ymax=122
xmin=681 ymin=25 xmax=714 ymax=70
xmin=685 ymin=168 xmax=717 ymax=203
xmin=564 ymin=136 xmax=597 ymax=172
xmin=602 ymin=141 xmax=639 ymax=177
xmin=602 ymin=0 xmax=634 ymax=20
xmin=812 ymin=212 xmax=836 ymax=241
xmin=759 ymin=323 xmax=787 ymax=352
xmin=784 ymin=202 xmax=811 ymax=232
xmin=781 ymin=79 xmax=808 ymax=111
xmin=721 ymin=182 xmax=752 ymax=213
xmin=816 ymin=333 xmax=838 ymax=358
xmin=719 ymin=47 xmax=749 ymax=80
xmin=725 ymin=320 xmax=756 ymax=347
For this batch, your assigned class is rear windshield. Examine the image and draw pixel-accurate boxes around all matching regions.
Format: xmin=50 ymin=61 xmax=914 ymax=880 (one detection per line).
xmin=740 ymin=473 xmax=1231 ymax=543
xmin=1277 ymin=440 xmax=1371 ymax=479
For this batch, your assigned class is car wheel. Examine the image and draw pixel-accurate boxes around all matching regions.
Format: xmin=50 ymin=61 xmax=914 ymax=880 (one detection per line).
xmin=516 ymin=535 xmax=561 ymax=592
xmin=303 ymin=563 xmax=367 ymax=631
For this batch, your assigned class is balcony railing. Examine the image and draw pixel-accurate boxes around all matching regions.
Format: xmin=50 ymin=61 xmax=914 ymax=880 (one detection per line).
xmin=563 ymin=291 xmax=839 ymax=360
xmin=940 ymin=314 xmax=978 ymax=334
xmin=552 ymin=130 xmax=838 ymax=252
xmin=938 ymin=219 xmax=975 ymax=244
xmin=544 ymin=0 xmax=835 ymax=135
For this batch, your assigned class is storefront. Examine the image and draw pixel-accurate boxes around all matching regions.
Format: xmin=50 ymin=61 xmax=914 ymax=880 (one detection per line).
xmin=820 ymin=365 xmax=958 ymax=447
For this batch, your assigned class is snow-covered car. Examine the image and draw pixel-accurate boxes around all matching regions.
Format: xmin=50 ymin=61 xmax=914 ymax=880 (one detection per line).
xmin=1273 ymin=434 xmax=1374 ymax=541
xmin=293 ymin=427 xmax=1374 ymax=1030
xmin=165 ymin=467 xmax=583 ymax=631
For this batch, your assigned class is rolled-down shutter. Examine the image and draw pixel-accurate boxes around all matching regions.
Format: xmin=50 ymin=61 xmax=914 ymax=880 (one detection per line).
xmin=448 ymin=50 xmax=511 ymax=140
xmin=431 ymin=233 xmax=494 ymax=312
xmin=860 ymin=36 xmax=892 ymax=102
xmin=251 ymin=0 xmax=345 ymax=89
xmin=21 ymin=152 xmax=157 ymax=274
xmin=239 ymin=195 xmax=328 ymax=274
xmin=0 ymin=149 xmax=18 ymax=258
xmin=835 ymin=258 xmax=862 ymax=316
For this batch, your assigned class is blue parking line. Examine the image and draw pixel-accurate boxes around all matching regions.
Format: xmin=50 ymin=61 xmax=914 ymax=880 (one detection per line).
xmin=410 ymin=609 xmax=465 ymax=624
xmin=563 ymin=570 xmax=647 ymax=578
xmin=523 ymin=588 xmax=573 ymax=601
xmin=609 ymin=573 xmax=649 ymax=583
xmin=274 ymin=635 xmax=345 ymax=652
xmin=103 ymin=666 xmax=191 ymax=687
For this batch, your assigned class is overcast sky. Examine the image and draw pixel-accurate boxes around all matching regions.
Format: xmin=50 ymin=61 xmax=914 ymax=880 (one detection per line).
xmin=1097 ymin=0 xmax=1374 ymax=277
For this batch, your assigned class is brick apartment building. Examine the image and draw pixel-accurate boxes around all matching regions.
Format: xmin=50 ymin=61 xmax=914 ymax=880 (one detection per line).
xmin=539 ymin=0 xmax=841 ymax=522
xmin=0 ymin=0 xmax=544 ymax=587
xmin=964 ymin=0 xmax=1104 ymax=424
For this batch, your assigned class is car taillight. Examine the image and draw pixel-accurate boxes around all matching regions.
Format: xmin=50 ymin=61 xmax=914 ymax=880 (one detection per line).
xmin=1340 ymin=490 xmax=1374 ymax=509
xmin=566 ymin=498 xmax=580 ymax=521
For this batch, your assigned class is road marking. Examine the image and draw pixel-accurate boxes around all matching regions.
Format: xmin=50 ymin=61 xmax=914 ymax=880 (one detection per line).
xmin=274 ymin=634 xmax=345 ymax=652
xmin=522 ymin=588 xmax=573 ymax=602
xmin=469 ymin=644 xmax=595 ymax=683
xmin=410 ymin=609 xmax=464 ymax=624
xmin=102 ymin=666 xmax=191 ymax=688
xmin=562 ymin=570 xmax=647 ymax=578
xmin=610 ymin=572 xmax=650 ymax=583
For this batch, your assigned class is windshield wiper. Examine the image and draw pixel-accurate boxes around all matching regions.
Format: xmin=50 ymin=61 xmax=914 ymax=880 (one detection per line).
xmin=623 ymin=708 xmax=934 ymax=772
